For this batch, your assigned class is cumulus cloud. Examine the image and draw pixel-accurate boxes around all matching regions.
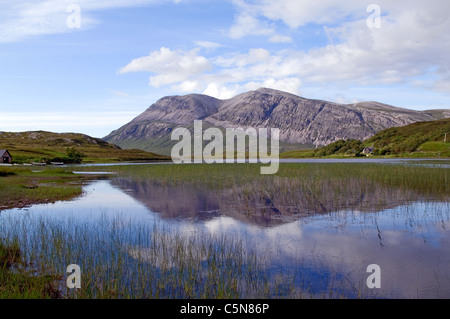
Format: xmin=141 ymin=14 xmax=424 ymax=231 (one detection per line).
xmin=224 ymin=0 xmax=450 ymax=94
xmin=119 ymin=47 xmax=212 ymax=88
xmin=119 ymin=46 xmax=305 ymax=98
xmin=297 ymin=4 xmax=450 ymax=88
xmin=116 ymin=0 xmax=450 ymax=98
xmin=244 ymin=78 xmax=302 ymax=95
xmin=202 ymin=83 xmax=240 ymax=100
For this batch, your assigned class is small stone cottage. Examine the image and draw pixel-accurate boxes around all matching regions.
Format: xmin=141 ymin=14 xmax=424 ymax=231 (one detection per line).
xmin=362 ymin=147 xmax=374 ymax=155
xmin=0 ymin=150 xmax=12 ymax=164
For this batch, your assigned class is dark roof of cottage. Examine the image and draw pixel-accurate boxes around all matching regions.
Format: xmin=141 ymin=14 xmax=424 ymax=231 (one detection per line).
xmin=0 ymin=150 xmax=10 ymax=156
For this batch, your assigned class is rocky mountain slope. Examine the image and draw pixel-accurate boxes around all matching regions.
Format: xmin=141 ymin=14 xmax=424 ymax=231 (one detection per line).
xmin=104 ymin=88 xmax=449 ymax=155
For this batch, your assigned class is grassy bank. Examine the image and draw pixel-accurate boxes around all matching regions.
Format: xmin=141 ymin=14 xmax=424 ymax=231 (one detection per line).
xmin=0 ymin=167 xmax=86 ymax=210
xmin=0 ymin=131 xmax=170 ymax=164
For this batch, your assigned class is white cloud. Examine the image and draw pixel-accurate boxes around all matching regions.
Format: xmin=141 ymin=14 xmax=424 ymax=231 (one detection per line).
xmin=225 ymin=0 xmax=450 ymax=94
xmin=0 ymin=0 xmax=179 ymax=42
xmin=119 ymin=47 xmax=212 ymax=88
xmin=269 ymin=35 xmax=293 ymax=43
xmin=244 ymin=77 xmax=302 ymax=95
xmin=119 ymin=46 xmax=306 ymax=98
xmin=194 ymin=41 xmax=223 ymax=51
xmin=214 ymin=48 xmax=272 ymax=68
xmin=202 ymin=83 xmax=239 ymax=100
xmin=297 ymin=6 xmax=450 ymax=88
xmin=234 ymin=0 xmax=365 ymax=28
xmin=117 ymin=1 xmax=450 ymax=98
xmin=172 ymin=80 xmax=202 ymax=92
xmin=228 ymin=11 xmax=274 ymax=39
xmin=327 ymin=93 xmax=360 ymax=105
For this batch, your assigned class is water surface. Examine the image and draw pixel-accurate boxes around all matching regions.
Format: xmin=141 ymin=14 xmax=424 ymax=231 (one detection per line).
xmin=2 ymin=166 xmax=449 ymax=298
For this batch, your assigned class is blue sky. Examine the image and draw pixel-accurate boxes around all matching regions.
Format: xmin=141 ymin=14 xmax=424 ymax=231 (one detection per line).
xmin=1 ymin=0 xmax=450 ymax=138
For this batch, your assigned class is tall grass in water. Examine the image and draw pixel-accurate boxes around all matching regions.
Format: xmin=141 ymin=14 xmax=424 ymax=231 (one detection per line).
xmin=1 ymin=214 xmax=327 ymax=299
xmin=103 ymin=163 xmax=449 ymax=220
xmin=78 ymin=163 xmax=450 ymax=198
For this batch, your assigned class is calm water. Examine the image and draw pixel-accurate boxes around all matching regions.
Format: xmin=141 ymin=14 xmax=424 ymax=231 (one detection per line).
xmin=65 ymin=158 xmax=450 ymax=168
xmin=2 ymin=164 xmax=450 ymax=298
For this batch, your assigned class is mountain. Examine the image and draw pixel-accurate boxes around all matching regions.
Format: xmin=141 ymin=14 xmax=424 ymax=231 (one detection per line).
xmin=0 ymin=131 xmax=170 ymax=163
xmin=104 ymin=88 xmax=450 ymax=155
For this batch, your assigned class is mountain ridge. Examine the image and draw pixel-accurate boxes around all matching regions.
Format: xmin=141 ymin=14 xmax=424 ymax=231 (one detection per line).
xmin=104 ymin=88 xmax=450 ymax=155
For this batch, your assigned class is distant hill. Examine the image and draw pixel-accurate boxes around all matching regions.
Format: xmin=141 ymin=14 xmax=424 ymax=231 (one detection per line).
xmin=104 ymin=88 xmax=449 ymax=155
xmin=0 ymin=131 xmax=170 ymax=164
xmin=308 ymin=118 xmax=450 ymax=157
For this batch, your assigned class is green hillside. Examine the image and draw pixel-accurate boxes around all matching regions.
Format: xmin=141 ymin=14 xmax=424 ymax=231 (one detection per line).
xmin=363 ymin=118 xmax=450 ymax=156
xmin=0 ymin=131 xmax=170 ymax=164
xmin=281 ymin=118 xmax=450 ymax=158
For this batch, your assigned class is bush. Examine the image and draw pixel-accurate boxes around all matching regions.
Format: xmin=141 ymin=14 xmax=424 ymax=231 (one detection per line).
xmin=315 ymin=139 xmax=363 ymax=157
xmin=65 ymin=147 xmax=86 ymax=163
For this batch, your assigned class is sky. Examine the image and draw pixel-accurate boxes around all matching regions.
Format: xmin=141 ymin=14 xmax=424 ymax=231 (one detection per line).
xmin=1 ymin=0 xmax=450 ymax=138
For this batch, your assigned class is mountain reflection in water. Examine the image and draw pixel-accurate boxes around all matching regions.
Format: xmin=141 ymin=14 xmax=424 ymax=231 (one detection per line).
xmin=110 ymin=176 xmax=444 ymax=227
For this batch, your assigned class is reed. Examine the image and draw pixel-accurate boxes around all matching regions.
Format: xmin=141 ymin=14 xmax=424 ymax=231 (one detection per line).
xmin=0 ymin=214 xmax=311 ymax=299
xmin=75 ymin=162 xmax=449 ymax=197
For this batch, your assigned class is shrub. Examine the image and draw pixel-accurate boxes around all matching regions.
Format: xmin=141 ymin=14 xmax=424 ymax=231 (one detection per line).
xmin=65 ymin=147 xmax=86 ymax=163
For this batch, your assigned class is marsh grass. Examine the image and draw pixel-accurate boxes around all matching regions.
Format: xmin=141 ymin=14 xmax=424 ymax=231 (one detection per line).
xmin=2 ymin=208 xmax=434 ymax=299
xmin=0 ymin=215 xmax=316 ymax=299
xmin=78 ymin=162 xmax=449 ymax=197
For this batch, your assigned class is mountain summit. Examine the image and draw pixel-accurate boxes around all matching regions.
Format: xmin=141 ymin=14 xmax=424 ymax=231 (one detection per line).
xmin=104 ymin=88 xmax=450 ymax=155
